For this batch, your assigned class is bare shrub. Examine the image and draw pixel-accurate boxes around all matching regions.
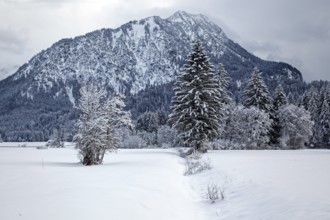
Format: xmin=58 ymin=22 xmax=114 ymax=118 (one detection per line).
xmin=122 ymin=135 xmax=147 ymax=149
xmin=178 ymin=148 xmax=194 ymax=158
xmin=184 ymin=155 xmax=212 ymax=175
xmin=207 ymin=183 xmax=224 ymax=203
xmin=19 ymin=143 xmax=27 ymax=148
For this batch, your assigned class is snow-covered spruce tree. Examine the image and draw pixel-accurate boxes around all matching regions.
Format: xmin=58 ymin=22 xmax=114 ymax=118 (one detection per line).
xmin=136 ymin=112 xmax=159 ymax=133
xmin=243 ymin=68 xmax=271 ymax=112
xmin=319 ymin=99 xmax=330 ymax=147
xmin=287 ymin=92 xmax=295 ymax=105
xmin=270 ymin=85 xmax=287 ymax=146
xmin=216 ymin=63 xmax=233 ymax=129
xmin=216 ymin=63 xmax=232 ymax=109
xmin=308 ymin=87 xmax=321 ymax=146
xmin=169 ymin=41 xmax=222 ymax=153
xmin=74 ymin=85 xmax=132 ymax=165
xmin=299 ymin=91 xmax=310 ymax=110
xmin=278 ymin=104 xmax=313 ymax=149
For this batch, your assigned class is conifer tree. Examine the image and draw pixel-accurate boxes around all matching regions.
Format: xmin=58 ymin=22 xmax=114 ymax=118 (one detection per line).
xmin=287 ymin=92 xmax=295 ymax=104
xmin=319 ymin=99 xmax=330 ymax=147
xmin=169 ymin=41 xmax=222 ymax=153
xmin=216 ymin=63 xmax=233 ymax=113
xmin=299 ymin=91 xmax=310 ymax=110
xmin=243 ymin=68 xmax=271 ymax=112
xmin=308 ymin=87 xmax=320 ymax=146
xmin=308 ymin=87 xmax=320 ymax=122
xmin=270 ymin=85 xmax=287 ymax=146
xmin=272 ymin=85 xmax=287 ymax=111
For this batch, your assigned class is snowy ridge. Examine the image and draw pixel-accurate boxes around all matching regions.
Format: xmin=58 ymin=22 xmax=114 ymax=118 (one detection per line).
xmin=5 ymin=11 xmax=302 ymax=101
xmin=9 ymin=11 xmax=239 ymax=97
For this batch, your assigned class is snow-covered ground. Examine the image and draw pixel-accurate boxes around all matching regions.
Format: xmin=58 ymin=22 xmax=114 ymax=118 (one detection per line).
xmin=0 ymin=147 xmax=204 ymax=220
xmin=190 ymin=150 xmax=330 ymax=220
xmin=0 ymin=146 xmax=330 ymax=220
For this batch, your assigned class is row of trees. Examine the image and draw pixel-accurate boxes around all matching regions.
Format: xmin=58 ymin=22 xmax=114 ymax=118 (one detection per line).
xmin=74 ymin=41 xmax=323 ymax=165
xmin=168 ymin=41 xmax=314 ymax=152
xmin=299 ymin=85 xmax=330 ymax=147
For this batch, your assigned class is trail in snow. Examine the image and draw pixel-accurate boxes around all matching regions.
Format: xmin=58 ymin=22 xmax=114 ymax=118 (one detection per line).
xmin=188 ymin=150 xmax=330 ymax=220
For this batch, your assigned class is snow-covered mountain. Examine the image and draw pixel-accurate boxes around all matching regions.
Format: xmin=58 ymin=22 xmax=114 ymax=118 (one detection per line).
xmin=0 ymin=65 xmax=19 ymax=80
xmin=0 ymin=11 xmax=304 ymax=141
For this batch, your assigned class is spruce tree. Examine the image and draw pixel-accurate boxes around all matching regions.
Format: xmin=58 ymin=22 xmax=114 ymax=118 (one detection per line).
xmin=319 ymin=99 xmax=330 ymax=147
xmin=169 ymin=41 xmax=222 ymax=153
xmin=216 ymin=63 xmax=232 ymax=110
xmin=243 ymin=68 xmax=271 ymax=112
xmin=308 ymin=87 xmax=320 ymax=146
xmin=272 ymin=85 xmax=287 ymax=111
xmin=299 ymin=91 xmax=309 ymax=110
xmin=216 ymin=63 xmax=233 ymax=136
xmin=287 ymin=92 xmax=295 ymax=104
xmin=270 ymin=85 xmax=287 ymax=146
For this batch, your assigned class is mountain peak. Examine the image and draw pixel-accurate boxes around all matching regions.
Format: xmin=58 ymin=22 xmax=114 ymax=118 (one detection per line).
xmin=171 ymin=10 xmax=191 ymax=17
xmin=168 ymin=11 xmax=206 ymax=22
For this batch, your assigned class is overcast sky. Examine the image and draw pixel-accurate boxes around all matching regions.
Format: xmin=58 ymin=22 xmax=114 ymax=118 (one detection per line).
xmin=0 ymin=0 xmax=329 ymax=81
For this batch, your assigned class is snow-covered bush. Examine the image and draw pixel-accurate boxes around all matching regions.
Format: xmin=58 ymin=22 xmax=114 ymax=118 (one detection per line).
xmin=207 ymin=183 xmax=224 ymax=203
xmin=19 ymin=143 xmax=27 ymax=148
xmin=137 ymin=131 xmax=157 ymax=146
xmin=279 ymin=104 xmax=314 ymax=149
xmin=184 ymin=153 xmax=212 ymax=175
xmin=224 ymin=106 xmax=272 ymax=149
xmin=157 ymin=125 xmax=177 ymax=148
xmin=122 ymin=135 xmax=147 ymax=149
xmin=46 ymin=129 xmax=64 ymax=148
xmin=209 ymin=139 xmax=241 ymax=150
xmin=46 ymin=139 xmax=64 ymax=148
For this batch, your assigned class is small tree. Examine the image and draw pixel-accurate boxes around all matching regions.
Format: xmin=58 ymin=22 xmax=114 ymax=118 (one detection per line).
xmin=319 ymin=99 xmax=330 ymax=147
xmin=169 ymin=41 xmax=222 ymax=153
xmin=224 ymin=106 xmax=272 ymax=149
xmin=47 ymin=128 xmax=64 ymax=148
xmin=157 ymin=125 xmax=177 ymax=148
xmin=279 ymin=104 xmax=313 ymax=149
xmin=287 ymin=92 xmax=295 ymax=105
xmin=136 ymin=112 xmax=159 ymax=133
xmin=243 ymin=68 xmax=271 ymax=112
xmin=216 ymin=64 xmax=232 ymax=111
xmin=270 ymin=85 xmax=287 ymax=146
xmin=75 ymin=85 xmax=132 ymax=165
xmin=216 ymin=63 xmax=233 ymax=138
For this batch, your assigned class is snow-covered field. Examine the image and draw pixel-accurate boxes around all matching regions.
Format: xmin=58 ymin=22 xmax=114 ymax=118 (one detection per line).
xmin=0 ymin=146 xmax=330 ymax=220
xmin=190 ymin=150 xmax=330 ymax=220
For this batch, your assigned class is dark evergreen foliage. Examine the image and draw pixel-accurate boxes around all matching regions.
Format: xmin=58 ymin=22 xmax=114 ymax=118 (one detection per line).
xmin=270 ymin=85 xmax=287 ymax=146
xmin=243 ymin=68 xmax=272 ymax=112
xmin=169 ymin=41 xmax=222 ymax=152
xmin=319 ymin=99 xmax=330 ymax=147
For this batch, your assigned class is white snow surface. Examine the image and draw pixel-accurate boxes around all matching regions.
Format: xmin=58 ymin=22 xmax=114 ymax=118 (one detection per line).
xmin=189 ymin=150 xmax=330 ymax=220
xmin=0 ymin=147 xmax=204 ymax=220
xmin=0 ymin=146 xmax=330 ymax=220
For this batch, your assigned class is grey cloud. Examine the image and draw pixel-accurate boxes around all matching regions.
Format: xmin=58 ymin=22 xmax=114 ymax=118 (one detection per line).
xmin=0 ymin=0 xmax=329 ymax=82
xmin=0 ymin=27 xmax=28 ymax=53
